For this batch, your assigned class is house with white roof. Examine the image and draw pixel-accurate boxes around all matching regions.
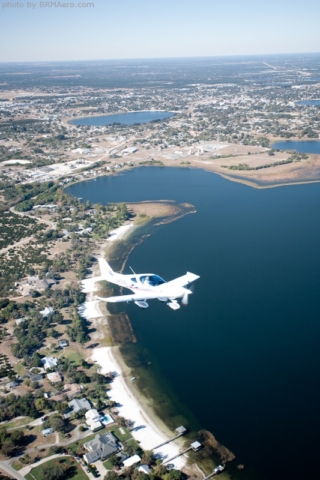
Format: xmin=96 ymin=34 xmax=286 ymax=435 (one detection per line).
xmin=41 ymin=356 xmax=58 ymax=370
xmin=85 ymin=408 xmax=103 ymax=431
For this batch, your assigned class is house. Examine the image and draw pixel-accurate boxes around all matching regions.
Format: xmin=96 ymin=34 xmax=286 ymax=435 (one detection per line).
xmin=19 ymin=277 xmax=56 ymax=296
xmin=47 ymin=372 xmax=62 ymax=383
xmin=41 ymin=356 xmax=58 ymax=370
xmin=123 ymin=455 xmax=141 ymax=468
xmin=63 ymin=383 xmax=82 ymax=399
xmin=40 ymin=307 xmax=55 ymax=317
xmin=64 ymin=397 xmax=91 ymax=418
xmin=138 ymin=465 xmax=152 ymax=475
xmin=85 ymin=409 xmax=103 ymax=432
xmin=7 ymin=381 xmax=19 ymax=389
xmin=15 ymin=317 xmax=27 ymax=326
xmin=22 ymin=373 xmax=43 ymax=383
xmin=42 ymin=428 xmax=54 ymax=437
xmin=83 ymin=432 xmax=119 ymax=464
xmin=58 ymin=339 xmax=69 ymax=348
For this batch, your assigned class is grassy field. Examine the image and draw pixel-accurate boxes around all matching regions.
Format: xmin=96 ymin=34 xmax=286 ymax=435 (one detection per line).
xmin=103 ymin=458 xmax=113 ymax=470
xmin=12 ymin=460 xmax=23 ymax=471
xmin=112 ymin=426 xmax=131 ymax=442
xmin=26 ymin=456 xmax=88 ymax=480
xmin=63 ymin=348 xmax=84 ymax=365
xmin=6 ymin=416 xmax=33 ymax=428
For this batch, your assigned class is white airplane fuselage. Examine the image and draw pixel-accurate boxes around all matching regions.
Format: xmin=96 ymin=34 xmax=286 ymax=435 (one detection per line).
xmin=94 ymin=258 xmax=199 ymax=310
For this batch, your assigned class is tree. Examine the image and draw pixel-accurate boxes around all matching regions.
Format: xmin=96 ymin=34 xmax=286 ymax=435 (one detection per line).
xmin=109 ymin=453 xmax=121 ymax=467
xmin=104 ymin=472 xmax=119 ymax=480
xmin=49 ymin=415 xmax=66 ymax=432
xmin=41 ymin=463 xmax=64 ymax=480
xmin=141 ymin=450 xmax=154 ymax=466
xmin=35 ymin=398 xmax=46 ymax=411
xmin=115 ymin=415 xmax=126 ymax=427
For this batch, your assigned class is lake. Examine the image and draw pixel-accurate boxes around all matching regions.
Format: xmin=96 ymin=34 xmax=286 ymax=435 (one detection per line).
xmin=68 ymin=110 xmax=175 ymax=126
xmin=273 ymin=140 xmax=320 ymax=154
xmin=297 ymin=100 xmax=320 ymax=106
xmin=67 ymin=167 xmax=320 ymax=480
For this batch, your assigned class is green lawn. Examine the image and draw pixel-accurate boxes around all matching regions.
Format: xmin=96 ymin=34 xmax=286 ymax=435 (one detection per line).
xmin=28 ymin=456 xmax=88 ymax=480
xmin=124 ymin=438 xmax=140 ymax=450
xmin=103 ymin=458 xmax=113 ymax=470
xmin=63 ymin=349 xmax=83 ymax=366
xmin=12 ymin=460 xmax=23 ymax=471
xmin=111 ymin=426 xmax=131 ymax=442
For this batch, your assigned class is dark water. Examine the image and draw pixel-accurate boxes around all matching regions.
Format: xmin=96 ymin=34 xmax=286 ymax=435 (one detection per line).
xmin=273 ymin=140 xmax=320 ymax=154
xmin=297 ymin=100 xmax=320 ymax=106
xmin=67 ymin=168 xmax=320 ymax=480
xmin=68 ymin=110 xmax=174 ymax=126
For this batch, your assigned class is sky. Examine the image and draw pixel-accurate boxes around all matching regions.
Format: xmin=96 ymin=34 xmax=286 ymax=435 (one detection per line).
xmin=0 ymin=0 xmax=320 ymax=62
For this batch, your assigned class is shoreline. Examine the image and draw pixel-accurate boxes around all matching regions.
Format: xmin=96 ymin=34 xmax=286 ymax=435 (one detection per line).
xmin=80 ymin=222 xmax=189 ymax=470
xmin=65 ymin=161 xmax=320 ymax=194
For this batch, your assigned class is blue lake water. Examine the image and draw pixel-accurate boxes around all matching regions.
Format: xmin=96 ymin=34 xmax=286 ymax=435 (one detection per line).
xmin=273 ymin=140 xmax=320 ymax=154
xmin=67 ymin=168 xmax=320 ymax=480
xmin=296 ymin=100 xmax=320 ymax=106
xmin=68 ymin=110 xmax=175 ymax=126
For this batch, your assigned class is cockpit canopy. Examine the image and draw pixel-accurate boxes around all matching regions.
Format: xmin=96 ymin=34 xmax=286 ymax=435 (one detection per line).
xmin=139 ymin=274 xmax=166 ymax=287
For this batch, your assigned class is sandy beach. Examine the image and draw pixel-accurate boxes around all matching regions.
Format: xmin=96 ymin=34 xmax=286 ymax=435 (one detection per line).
xmin=92 ymin=347 xmax=187 ymax=469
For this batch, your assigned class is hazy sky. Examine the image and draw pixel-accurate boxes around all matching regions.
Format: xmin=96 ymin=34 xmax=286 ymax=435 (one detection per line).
xmin=0 ymin=0 xmax=320 ymax=62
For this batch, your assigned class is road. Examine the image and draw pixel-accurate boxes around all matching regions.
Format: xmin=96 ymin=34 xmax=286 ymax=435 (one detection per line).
xmin=0 ymin=461 xmax=26 ymax=480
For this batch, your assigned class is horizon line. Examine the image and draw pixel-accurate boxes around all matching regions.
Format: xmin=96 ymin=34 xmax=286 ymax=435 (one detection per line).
xmin=1 ymin=51 xmax=320 ymax=65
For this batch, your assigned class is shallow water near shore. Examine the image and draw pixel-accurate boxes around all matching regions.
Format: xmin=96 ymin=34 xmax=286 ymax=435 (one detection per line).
xmin=67 ymin=167 xmax=320 ymax=480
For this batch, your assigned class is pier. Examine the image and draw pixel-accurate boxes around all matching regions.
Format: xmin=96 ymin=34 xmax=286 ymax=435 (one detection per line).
xmin=152 ymin=426 xmax=187 ymax=451
xmin=161 ymin=447 xmax=192 ymax=465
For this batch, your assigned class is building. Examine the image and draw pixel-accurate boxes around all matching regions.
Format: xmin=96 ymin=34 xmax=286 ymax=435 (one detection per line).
xmin=40 ymin=307 xmax=55 ymax=317
xmin=41 ymin=356 xmax=58 ymax=370
xmin=138 ymin=465 xmax=152 ymax=475
xmin=123 ymin=455 xmax=141 ymax=468
xmin=42 ymin=428 xmax=54 ymax=437
xmin=22 ymin=372 xmax=43 ymax=383
xmin=58 ymin=339 xmax=69 ymax=348
xmin=19 ymin=277 xmax=56 ymax=296
xmin=83 ymin=432 xmax=119 ymax=464
xmin=63 ymin=383 xmax=82 ymax=400
xmin=7 ymin=381 xmax=19 ymax=389
xmin=15 ymin=317 xmax=27 ymax=326
xmin=64 ymin=397 xmax=91 ymax=418
xmin=175 ymin=426 xmax=187 ymax=436
xmin=191 ymin=441 xmax=202 ymax=451
xmin=47 ymin=372 xmax=62 ymax=383
xmin=85 ymin=409 xmax=103 ymax=431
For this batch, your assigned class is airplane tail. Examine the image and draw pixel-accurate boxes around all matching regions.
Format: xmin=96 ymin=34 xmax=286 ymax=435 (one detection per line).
xmin=98 ymin=258 xmax=116 ymax=282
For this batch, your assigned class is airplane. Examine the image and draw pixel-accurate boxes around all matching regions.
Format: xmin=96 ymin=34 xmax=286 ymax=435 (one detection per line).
xmin=93 ymin=258 xmax=200 ymax=310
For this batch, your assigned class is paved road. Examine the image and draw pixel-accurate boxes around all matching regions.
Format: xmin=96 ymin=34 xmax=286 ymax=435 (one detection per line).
xmin=0 ymin=460 xmax=26 ymax=480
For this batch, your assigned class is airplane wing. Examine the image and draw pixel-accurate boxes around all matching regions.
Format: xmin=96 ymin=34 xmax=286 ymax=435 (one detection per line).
xmin=166 ymin=272 xmax=200 ymax=289
xmin=96 ymin=292 xmax=161 ymax=303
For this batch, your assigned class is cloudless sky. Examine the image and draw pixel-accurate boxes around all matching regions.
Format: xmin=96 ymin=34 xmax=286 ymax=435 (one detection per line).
xmin=0 ymin=0 xmax=320 ymax=62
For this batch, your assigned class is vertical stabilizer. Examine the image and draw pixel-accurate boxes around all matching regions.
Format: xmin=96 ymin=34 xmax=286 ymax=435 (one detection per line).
xmin=98 ymin=258 xmax=115 ymax=281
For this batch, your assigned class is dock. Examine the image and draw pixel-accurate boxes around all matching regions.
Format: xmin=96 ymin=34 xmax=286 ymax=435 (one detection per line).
xmin=161 ymin=447 xmax=192 ymax=465
xmin=152 ymin=425 xmax=187 ymax=451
